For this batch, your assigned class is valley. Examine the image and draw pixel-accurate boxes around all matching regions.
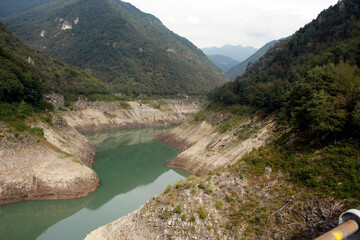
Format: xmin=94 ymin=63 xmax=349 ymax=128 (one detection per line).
xmin=0 ymin=98 xmax=200 ymax=205
xmin=1 ymin=0 xmax=360 ymax=239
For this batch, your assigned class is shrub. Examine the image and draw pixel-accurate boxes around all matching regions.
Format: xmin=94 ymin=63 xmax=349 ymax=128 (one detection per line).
xmin=163 ymin=184 xmax=172 ymax=194
xmin=225 ymin=195 xmax=234 ymax=203
xmin=161 ymin=207 xmax=172 ymax=219
xmin=29 ymin=127 xmax=44 ymax=138
xmin=174 ymin=205 xmax=182 ymax=214
xmin=192 ymin=111 xmax=206 ymax=122
xmin=198 ymin=207 xmax=207 ymax=219
xmin=175 ymin=180 xmax=183 ymax=189
xmin=215 ymin=200 xmax=223 ymax=209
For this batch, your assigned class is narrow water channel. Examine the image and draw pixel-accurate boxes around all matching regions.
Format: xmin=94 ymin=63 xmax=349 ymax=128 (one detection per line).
xmin=0 ymin=126 xmax=188 ymax=240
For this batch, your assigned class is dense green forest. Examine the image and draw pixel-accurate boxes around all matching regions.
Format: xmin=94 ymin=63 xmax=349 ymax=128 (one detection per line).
xmin=214 ymin=0 xmax=360 ymax=141
xmin=211 ymin=0 xmax=360 ymax=201
xmin=4 ymin=0 xmax=228 ymax=96
xmin=0 ymin=20 xmax=112 ymax=131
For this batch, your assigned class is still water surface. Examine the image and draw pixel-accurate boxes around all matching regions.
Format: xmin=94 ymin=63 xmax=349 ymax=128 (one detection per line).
xmin=0 ymin=126 xmax=188 ymax=240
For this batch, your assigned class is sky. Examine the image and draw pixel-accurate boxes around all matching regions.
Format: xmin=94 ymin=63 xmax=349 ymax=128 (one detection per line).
xmin=125 ymin=0 xmax=338 ymax=49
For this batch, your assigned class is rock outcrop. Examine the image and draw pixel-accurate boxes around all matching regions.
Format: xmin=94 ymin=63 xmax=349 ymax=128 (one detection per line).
xmin=156 ymin=114 xmax=275 ymax=175
xmin=0 ymin=115 xmax=98 ymax=205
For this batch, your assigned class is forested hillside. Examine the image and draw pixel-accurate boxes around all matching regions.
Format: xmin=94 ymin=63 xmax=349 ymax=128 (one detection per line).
xmin=212 ymin=0 xmax=360 ymax=200
xmin=5 ymin=0 xmax=228 ymax=96
xmin=0 ymin=21 xmax=111 ymax=131
xmin=214 ymin=0 xmax=360 ymax=141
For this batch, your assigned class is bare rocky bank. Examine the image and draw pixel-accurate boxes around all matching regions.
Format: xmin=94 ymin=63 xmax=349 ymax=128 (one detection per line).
xmin=0 ymin=116 xmax=98 ymax=205
xmin=155 ymin=114 xmax=275 ymax=175
xmin=85 ymin=161 xmax=342 ymax=240
xmin=0 ymin=99 xmax=201 ymax=205
xmin=61 ymin=99 xmax=202 ymax=132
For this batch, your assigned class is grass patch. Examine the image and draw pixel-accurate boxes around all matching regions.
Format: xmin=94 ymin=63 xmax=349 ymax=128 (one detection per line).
xmin=29 ymin=127 xmax=44 ymax=138
xmin=0 ymin=102 xmax=50 ymax=138
xmin=192 ymin=110 xmax=207 ymax=123
xmin=217 ymin=115 xmax=242 ymax=133
xmin=118 ymin=101 xmax=131 ymax=109
xmin=72 ymin=159 xmax=84 ymax=165
xmin=150 ymin=99 xmax=168 ymax=109
xmin=242 ymin=140 xmax=360 ymax=199
xmin=198 ymin=181 xmax=213 ymax=194
xmin=87 ymin=94 xmax=130 ymax=102
xmin=161 ymin=207 xmax=172 ymax=219
xmin=206 ymin=102 xmax=257 ymax=117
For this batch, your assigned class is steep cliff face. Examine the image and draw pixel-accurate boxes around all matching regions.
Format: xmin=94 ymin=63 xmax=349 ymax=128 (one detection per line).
xmin=61 ymin=99 xmax=202 ymax=132
xmin=0 ymin=116 xmax=98 ymax=205
xmin=156 ymin=114 xmax=275 ymax=175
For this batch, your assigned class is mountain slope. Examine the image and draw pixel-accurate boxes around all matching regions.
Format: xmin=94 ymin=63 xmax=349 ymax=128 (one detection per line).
xmin=207 ymin=55 xmax=239 ymax=73
xmin=0 ymin=21 xmax=110 ymax=104
xmin=0 ymin=0 xmax=54 ymax=18
xmin=226 ymin=40 xmax=278 ymax=80
xmin=85 ymin=2 xmax=360 ymax=239
xmin=5 ymin=0 xmax=228 ymax=96
xmin=214 ymin=0 xmax=360 ymax=139
xmin=202 ymin=44 xmax=257 ymax=62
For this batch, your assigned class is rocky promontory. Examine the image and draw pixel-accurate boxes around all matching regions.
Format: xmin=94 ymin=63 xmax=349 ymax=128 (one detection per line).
xmin=0 ymin=115 xmax=98 ymax=205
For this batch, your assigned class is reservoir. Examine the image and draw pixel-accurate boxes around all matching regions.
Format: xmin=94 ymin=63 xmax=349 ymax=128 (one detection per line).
xmin=0 ymin=126 xmax=188 ymax=240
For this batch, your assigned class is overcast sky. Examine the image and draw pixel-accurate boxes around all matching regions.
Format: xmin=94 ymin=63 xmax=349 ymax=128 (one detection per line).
xmin=125 ymin=0 xmax=338 ymax=49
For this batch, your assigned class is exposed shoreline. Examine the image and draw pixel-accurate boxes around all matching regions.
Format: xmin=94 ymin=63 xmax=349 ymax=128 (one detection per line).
xmin=0 ymin=99 xmax=201 ymax=206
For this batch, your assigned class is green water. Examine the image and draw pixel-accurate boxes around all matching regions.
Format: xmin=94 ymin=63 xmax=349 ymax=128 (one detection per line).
xmin=0 ymin=126 xmax=188 ymax=240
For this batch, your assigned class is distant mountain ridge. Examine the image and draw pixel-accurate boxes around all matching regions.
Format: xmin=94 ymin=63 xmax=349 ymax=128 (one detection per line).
xmin=207 ymin=55 xmax=239 ymax=73
xmin=226 ymin=40 xmax=278 ymax=80
xmin=202 ymin=44 xmax=257 ymax=62
xmin=4 ymin=0 xmax=228 ymax=96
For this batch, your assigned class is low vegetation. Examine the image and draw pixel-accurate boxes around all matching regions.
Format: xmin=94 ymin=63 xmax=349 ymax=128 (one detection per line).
xmin=243 ymin=140 xmax=360 ymax=201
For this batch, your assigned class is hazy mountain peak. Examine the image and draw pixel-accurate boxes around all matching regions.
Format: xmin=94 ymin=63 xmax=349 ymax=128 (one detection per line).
xmin=202 ymin=44 xmax=257 ymax=62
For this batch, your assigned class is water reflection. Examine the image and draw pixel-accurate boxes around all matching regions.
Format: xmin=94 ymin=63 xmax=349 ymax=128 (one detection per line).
xmin=87 ymin=140 xmax=180 ymax=209
xmin=0 ymin=196 xmax=93 ymax=240
xmin=0 ymin=126 xmax=186 ymax=240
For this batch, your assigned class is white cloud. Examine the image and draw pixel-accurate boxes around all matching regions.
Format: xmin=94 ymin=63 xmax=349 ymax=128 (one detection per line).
xmin=124 ymin=0 xmax=338 ymax=48
xmin=186 ymin=16 xmax=201 ymax=25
